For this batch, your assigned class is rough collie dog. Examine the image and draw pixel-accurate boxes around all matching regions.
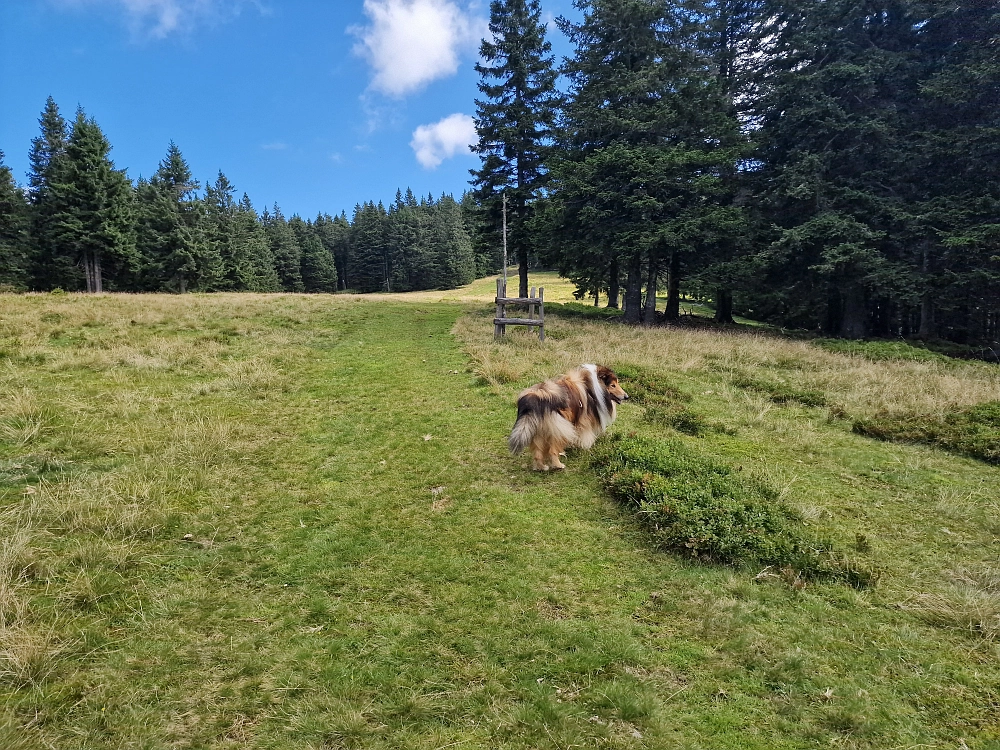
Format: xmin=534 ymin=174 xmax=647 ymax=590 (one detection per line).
xmin=508 ymin=364 xmax=629 ymax=471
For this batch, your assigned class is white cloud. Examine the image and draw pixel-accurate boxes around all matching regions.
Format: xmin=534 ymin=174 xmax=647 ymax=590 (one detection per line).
xmin=410 ymin=113 xmax=477 ymax=169
xmin=54 ymin=0 xmax=255 ymax=38
xmin=352 ymin=0 xmax=486 ymax=97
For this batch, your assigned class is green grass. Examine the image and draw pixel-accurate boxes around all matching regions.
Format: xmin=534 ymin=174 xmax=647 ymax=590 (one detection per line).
xmin=1 ymin=284 xmax=999 ymax=748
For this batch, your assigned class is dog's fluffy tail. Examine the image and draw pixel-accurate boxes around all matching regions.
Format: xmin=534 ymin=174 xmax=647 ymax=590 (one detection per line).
xmin=508 ymin=412 xmax=540 ymax=455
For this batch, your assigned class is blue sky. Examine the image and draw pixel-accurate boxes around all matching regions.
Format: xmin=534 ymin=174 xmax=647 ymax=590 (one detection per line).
xmin=0 ymin=0 xmax=578 ymax=219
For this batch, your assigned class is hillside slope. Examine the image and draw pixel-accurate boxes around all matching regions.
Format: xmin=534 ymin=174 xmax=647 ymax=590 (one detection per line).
xmin=0 ymin=285 xmax=998 ymax=748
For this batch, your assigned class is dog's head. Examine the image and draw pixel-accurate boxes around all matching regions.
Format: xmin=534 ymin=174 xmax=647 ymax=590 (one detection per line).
xmin=595 ymin=366 xmax=629 ymax=404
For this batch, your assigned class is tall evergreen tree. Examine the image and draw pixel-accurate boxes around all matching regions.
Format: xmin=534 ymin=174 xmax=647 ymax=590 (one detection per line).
xmin=27 ymin=97 xmax=71 ymax=289
xmin=134 ymin=143 xmax=218 ymax=292
xmin=203 ymin=173 xmax=281 ymax=291
xmin=314 ymin=212 xmax=352 ymax=291
xmin=750 ymin=0 xmax=929 ymax=337
xmin=290 ymin=215 xmax=337 ymax=292
xmin=264 ymin=205 xmax=304 ymax=292
xmin=45 ymin=109 xmax=136 ymax=292
xmin=0 ymin=150 xmax=30 ymax=289
xmin=350 ymin=201 xmax=389 ymax=293
xmin=471 ymin=0 xmax=559 ymax=298
xmin=548 ymin=0 xmax=740 ymax=323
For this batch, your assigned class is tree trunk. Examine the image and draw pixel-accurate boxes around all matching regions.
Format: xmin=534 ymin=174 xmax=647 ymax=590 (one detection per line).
xmin=919 ymin=293 xmax=935 ymax=339
xmin=83 ymin=253 xmax=96 ymax=293
xmin=518 ymin=249 xmax=528 ymax=300
xmin=593 ymin=290 xmax=599 ymax=306
xmin=664 ymin=252 xmax=680 ymax=321
xmin=642 ymin=256 xmax=658 ymax=324
xmin=714 ymin=288 xmax=734 ymax=324
xmin=606 ymin=257 xmax=620 ymax=309
xmin=918 ymin=240 xmax=935 ymax=338
xmin=839 ymin=283 xmax=867 ymax=339
xmin=94 ymin=252 xmax=103 ymax=293
xmin=623 ymin=253 xmax=643 ymax=324
xmin=179 ymin=275 xmax=188 ymax=294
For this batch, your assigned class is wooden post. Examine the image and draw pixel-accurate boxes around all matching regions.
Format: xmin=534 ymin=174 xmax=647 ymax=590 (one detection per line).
xmin=530 ymin=286 xmax=536 ymax=323
xmin=495 ymin=277 xmax=506 ymax=339
xmin=539 ymin=287 xmax=545 ymax=342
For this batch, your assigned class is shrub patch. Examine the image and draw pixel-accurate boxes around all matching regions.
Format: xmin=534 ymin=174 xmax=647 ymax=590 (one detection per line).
xmin=591 ymin=434 xmax=877 ymax=587
xmin=853 ymin=401 xmax=1000 ymax=464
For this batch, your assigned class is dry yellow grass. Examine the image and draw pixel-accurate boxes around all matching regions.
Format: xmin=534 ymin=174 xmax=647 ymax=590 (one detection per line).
xmin=453 ymin=310 xmax=1000 ymax=418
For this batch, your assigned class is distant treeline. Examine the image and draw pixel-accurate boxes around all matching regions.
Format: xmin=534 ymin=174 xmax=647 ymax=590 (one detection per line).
xmin=471 ymin=0 xmax=999 ymax=345
xmin=0 ymin=100 xmax=487 ymax=295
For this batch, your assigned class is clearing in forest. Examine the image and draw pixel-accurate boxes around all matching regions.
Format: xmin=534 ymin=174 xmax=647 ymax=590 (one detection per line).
xmin=1 ymin=276 xmax=999 ymax=749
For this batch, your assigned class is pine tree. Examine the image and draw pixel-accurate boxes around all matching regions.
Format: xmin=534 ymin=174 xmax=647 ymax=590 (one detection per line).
xmin=750 ymin=0 xmax=927 ymax=337
xmin=235 ymin=194 xmax=282 ymax=292
xmin=27 ymin=96 xmax=71 ymax=289
xmin=548 ymin=0 xmax=740 ymax=323
xmin=0 ymin=150 xmax=30 ymax=289
xmin=203 ymin=172 xmax=280 ymax=291
xmin=427 ymin=195 xmax=477 ymax=289
xmin=314 ymin=212 xmax=352 ymax=291
xmin=471 ymin=0 xmax=559 ymax=298
xmin=133 ymin=143 xmax=217 ymax=292
xmin=290 ymin=215 xmax=337 ymax=292
xmin=349 ymin=202 xmax=389 ymax=293
xmin=45 ymin=109 xmax=137 ymax=292
xmin=264 ymin=205 xmax=304 ymax=292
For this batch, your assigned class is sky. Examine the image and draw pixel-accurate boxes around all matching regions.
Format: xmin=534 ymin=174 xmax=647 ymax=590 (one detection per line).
xmin=0 ymin=0 xmax=579 ymax=219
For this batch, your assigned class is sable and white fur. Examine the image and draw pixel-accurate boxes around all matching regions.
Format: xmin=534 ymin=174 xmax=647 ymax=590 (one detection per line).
xmin=508 ymin=364 xmax=629 ymax=471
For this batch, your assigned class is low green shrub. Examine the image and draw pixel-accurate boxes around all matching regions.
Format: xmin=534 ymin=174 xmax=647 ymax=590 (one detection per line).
xmin=732 ymin=374 xmax=827 ymax=407
xmin=613 ymin=364 xmax=691 ymax=405
xmin=853 ymin=401 xmax=1000 ymax=464
xmin=591 ymin=434 xmax=877 ymax=587
xmin=642 ymin=402 xmax=708 ymax=436
xmin=616 ymin=365 xmax=710 ymax=435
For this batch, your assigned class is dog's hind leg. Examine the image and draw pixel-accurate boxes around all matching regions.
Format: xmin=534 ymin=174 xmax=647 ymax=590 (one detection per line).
xmin=548 ymin=441 xmax=566 ymax=470
xmin=531 ymin=439 xmax=549 ymax=471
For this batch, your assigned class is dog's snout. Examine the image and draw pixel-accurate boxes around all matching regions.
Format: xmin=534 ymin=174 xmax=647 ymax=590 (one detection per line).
xmin=622 ymin=391 xmax=629 ymax=401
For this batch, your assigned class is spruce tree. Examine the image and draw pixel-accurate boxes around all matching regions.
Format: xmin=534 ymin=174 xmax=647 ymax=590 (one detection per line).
xmin=750 ymin=0 xmax=926 ymax=337
xmin=46 ymin=109 xmax=137 ymax=292
xmin=349 ymin=202 xmax=389 ymax=293
xmin=203 ymin=172 xmax=280 ymax=291
xmin=549 ymin=0 xmax=740 ymax=323
xmin=0 ymin=150 xmax=30 ymax=289
xmin=471 ymin=0 xmax=559 ymax=298
xmin=290 ymin=215 xmax=337 ymax=292
xmin=133 ymin=144 xmax=215 ymax=292
xmin=314 ymin=212 xmax=352 ymax=291
xmin=264 ymin=205 xmax=304 ymax=292
xmin=27 ymin=97 xmax=71 ymax=289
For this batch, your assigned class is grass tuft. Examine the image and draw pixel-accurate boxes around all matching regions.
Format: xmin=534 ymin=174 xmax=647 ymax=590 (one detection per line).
xmin=901 ymin=567 xmax=1000 ymax=640
xmin=853 ymin=401 xmax=1000 ymax=464
xmin=731 ymin=374 xmax=828 ymax=407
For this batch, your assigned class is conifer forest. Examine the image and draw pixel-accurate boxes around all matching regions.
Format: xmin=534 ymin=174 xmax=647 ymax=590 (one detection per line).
xmin=1 ymin=0 xmax=997 ymax=347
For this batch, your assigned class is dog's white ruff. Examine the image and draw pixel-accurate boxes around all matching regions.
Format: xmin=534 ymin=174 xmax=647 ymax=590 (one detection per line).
xmin=581 ymin=364 xmax=610 ymax=430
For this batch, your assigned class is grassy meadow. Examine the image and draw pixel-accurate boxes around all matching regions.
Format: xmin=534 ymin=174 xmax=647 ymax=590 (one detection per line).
xmin=1 ymin=273 xmax=999 ymax=749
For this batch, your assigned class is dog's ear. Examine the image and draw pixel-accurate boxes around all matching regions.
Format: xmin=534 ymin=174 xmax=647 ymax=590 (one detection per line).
xmin=596 ymin=365 xmax=617 ymax=384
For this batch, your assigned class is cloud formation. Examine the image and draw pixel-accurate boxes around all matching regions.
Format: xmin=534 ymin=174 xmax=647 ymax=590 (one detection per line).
xmin=352 ymin=0 xmax=485 ymax=97
xmin=410 ymin=113 xmax=477 ymax=169
xmin=56 ymin=0 xmax=251 ymax=38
